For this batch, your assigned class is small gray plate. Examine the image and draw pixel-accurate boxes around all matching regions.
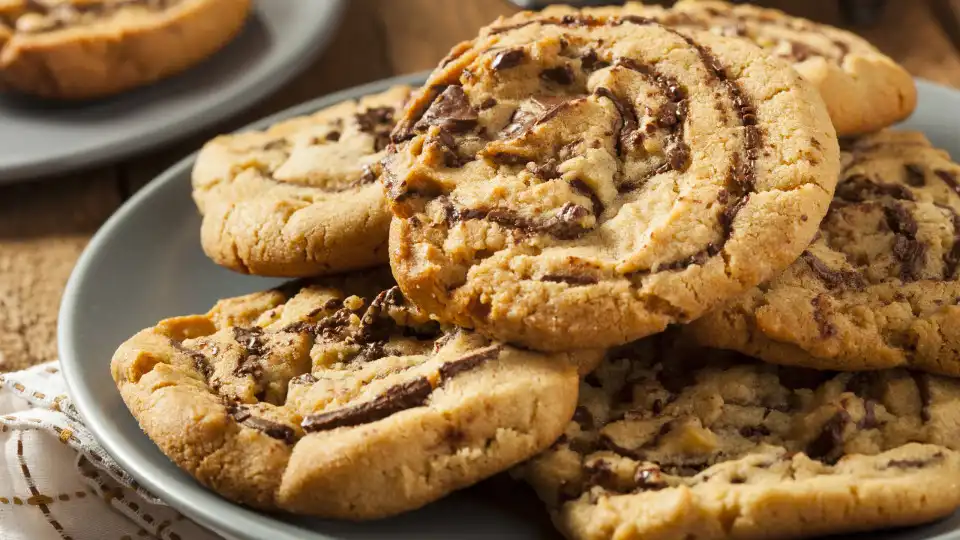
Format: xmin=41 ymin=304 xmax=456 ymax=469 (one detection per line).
xmin=59 ymin=76 xmax=960 ymax=540
xmin=0 ymin=0 xmax=345 ymax=184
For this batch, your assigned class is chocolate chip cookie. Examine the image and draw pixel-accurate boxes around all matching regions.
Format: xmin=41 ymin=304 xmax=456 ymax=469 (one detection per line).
xmin=516 ymin=333 xmax=960 ymax=540
xmin=193 ymin=85 xmax=413 ymax=277
xmin=0 ymin=0 xmax=251 ymax=100
xmin=690 ymin=130 xmax=960 ymax=377
xmin=543 ymin=1 xmax=916 ymax=136
xmin=111 ymin=269 xmax=600 ymax=518
xmin=384 ymin=13 xmax=839 ymax=351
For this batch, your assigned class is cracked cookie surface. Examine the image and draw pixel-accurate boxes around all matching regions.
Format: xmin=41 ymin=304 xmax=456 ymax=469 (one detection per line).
xmin=543 ymin=1 xmax=915 ymax=136
xmin=515 ymin=333 xmax=960 ymax=540
xmin=690 ymin=130 xmax=960 ymax=377
xmin=0 ymin=0 xmax=251 ymax=99
xmin=193 ymin=85 xmax=413 ymax=277
xmin=111 ymin=268 xmax=600 ymax=519
xmin=384 ymin=12 xmax=839 ymax=351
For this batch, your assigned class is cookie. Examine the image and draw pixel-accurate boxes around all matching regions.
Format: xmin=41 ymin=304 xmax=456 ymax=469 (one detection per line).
xmin=689 ymin=130 xmax=960 ymax=377
xmin=516 ymin=334 xmax=960 ymax=540
xmin=192 ymin=85 xmax=413 ymax=277
xmin=543 ymin=1 xmax=916 ymax=136
xmin=384 ymin=13 xmax=839 ymax=351
xmin=111 ymin=269 xmax=600 ymax=519
xmin=0 ymin=0 xmax=251 ymax=100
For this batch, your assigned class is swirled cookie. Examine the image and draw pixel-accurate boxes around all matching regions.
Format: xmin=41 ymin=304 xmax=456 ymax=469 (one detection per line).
xmin=111 ymin=269 xmax=600 ymax=518
xmin=689 ymin=131 xmax=960 ymax=377
xmin=516 ymin=333 xmax=960 ymax=540
xmin=192 ymin=85 xmax=413 ymax=277
xmin=0 ymin=0 xmax=250 ymax=99
xmin=384 ymin=13 xmax=839 ymax=351
xmin=542 ymin=1 xmax=916 ymax=136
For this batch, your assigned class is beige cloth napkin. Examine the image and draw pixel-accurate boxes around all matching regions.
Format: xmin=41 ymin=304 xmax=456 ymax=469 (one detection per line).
xmin=0 ymin=361 xmax=219 ymax=540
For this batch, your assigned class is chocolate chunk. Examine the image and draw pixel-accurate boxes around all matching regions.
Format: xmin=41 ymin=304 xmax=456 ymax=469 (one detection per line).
xmin=349 ymin=342 xmax=390 ymax=363
xmin=594 ymin=87 xmax=638 ymax=156
xmin=171 ymin=340 xmax=213 ymax=381
xmin=543 ymin=203 xmax=591 ymax=239
xmin=499 ymin=95 xmax=570 ymax=139
xmin=527 ymin=159 xmax=560 ymax=180
xmin=884 ymin=203 xmax=925 ymax=282
xmin=430 ymin=128 xmax=469 ymax=168
xmin=301 ymin=376 xmax=433 ymax=432
xmin=936 ymin=169 xmax=960 ymax=198
xmin=800 ymin=251 xmax=866 ymax=290
xmin=719 ymin=195 xmax=749 ymax=238
xmin=232 ymin=327 xmax=266 ymax=378
xmin=445 ymin=201 xmax=591 ymax=239
xmin=541 ymin=274 xmax=599 ymax=286
xmin=438 ymin=345 xmax=502 ymax=381
xmin=323 ymin=130 xmax=341 ymax=142
xmin=414 ymin=86 xmax=478 ymax=134
xmin=355 ymin=289 xmax=399 ymax=344
xmin=885 ymin=452 xmax=944 ymax=470
xmin=228 ymin=405 xmax=296 ymax=444
xmin=354 ymin=107 xmax=395 ymax=134
xmin=836 ymin=174 xmax=915 ymax=202
xmin=316 ymin=308 xmax=354 ymax=339
xmin=583 ymin=460 xmax=618 ymax=491
xmin=540 ymin=65 xmax=574 ymax=85
xmin=806 ymin=410 xmax=851 ymax=464
xmin=667 ymin=140 xmax=691 ymax=172
xmin=489 ymin=152 xmax=528 ymax=166
xmin=656 ymin=243 xmax=721 ymax=273
xmin=580 ymin=49 xmax=609 ymax=72
xmin=939 ymin=203 xmax=960 ymax=280
xmin=534 ymin=100 xmax=575 ymax=126
xmin=904 ymin=164 xmax=926 ymax=187
xmin=810 ymin=294 xmax=836 ymax=339
xmin=570 ymin=179 xmax=605 ymax=217
xmin=491 ymin=48 xmax=525 ymax=70
xmin=478 ymin=97 xmax=497 ymax=110
xmin=656 ymin=102 xmax=682 ymax=128
xmin=633 ymin=467 xmax=667 ymax=491
xmin=233 ymin=326 xmax=266 ymax=356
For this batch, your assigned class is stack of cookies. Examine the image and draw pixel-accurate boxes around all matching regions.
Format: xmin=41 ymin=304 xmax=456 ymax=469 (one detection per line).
xmin=111 ymin=2 xmax=960 ymax=538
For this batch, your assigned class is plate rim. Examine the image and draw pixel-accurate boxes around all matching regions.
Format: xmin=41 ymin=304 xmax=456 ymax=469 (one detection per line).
xmin=58 ymin=76 xmax=960 ymax=540
xmin=0 ymin=0 xmax=347 ymax=184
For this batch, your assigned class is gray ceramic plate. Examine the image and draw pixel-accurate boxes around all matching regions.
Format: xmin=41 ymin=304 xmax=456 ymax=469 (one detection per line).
xmin=60 ymin=76 xmax=960 ymax=540
xmin=0 ymin=0 xmax=344 ymax=184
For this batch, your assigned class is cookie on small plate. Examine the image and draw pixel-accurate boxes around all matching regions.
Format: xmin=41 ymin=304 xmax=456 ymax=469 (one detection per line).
xmin=0 ymin=0 xmax=251 ymax=99
xmin=543 ymin=1 xmax=916 ymax=136
xmin=384 ymin=12 xmax=839 ymax=351
xmin=690 ymin=130 xmax=960 ymax=377
xmin=193 ymin=85 xmax=413 ymax=277
xmin=111 ymin=268 xmax=601 ymax=518
xmin=516 ymin=333 xmax=960 ymax=540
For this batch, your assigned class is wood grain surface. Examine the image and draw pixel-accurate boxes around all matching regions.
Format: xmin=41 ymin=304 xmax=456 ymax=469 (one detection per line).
xmin=2 ymin=0 xmax=960 ymax=372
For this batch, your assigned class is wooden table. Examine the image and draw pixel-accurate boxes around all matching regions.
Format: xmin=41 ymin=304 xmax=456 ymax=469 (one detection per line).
xmin=3 ymin=0 xmax=960 ymax=372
